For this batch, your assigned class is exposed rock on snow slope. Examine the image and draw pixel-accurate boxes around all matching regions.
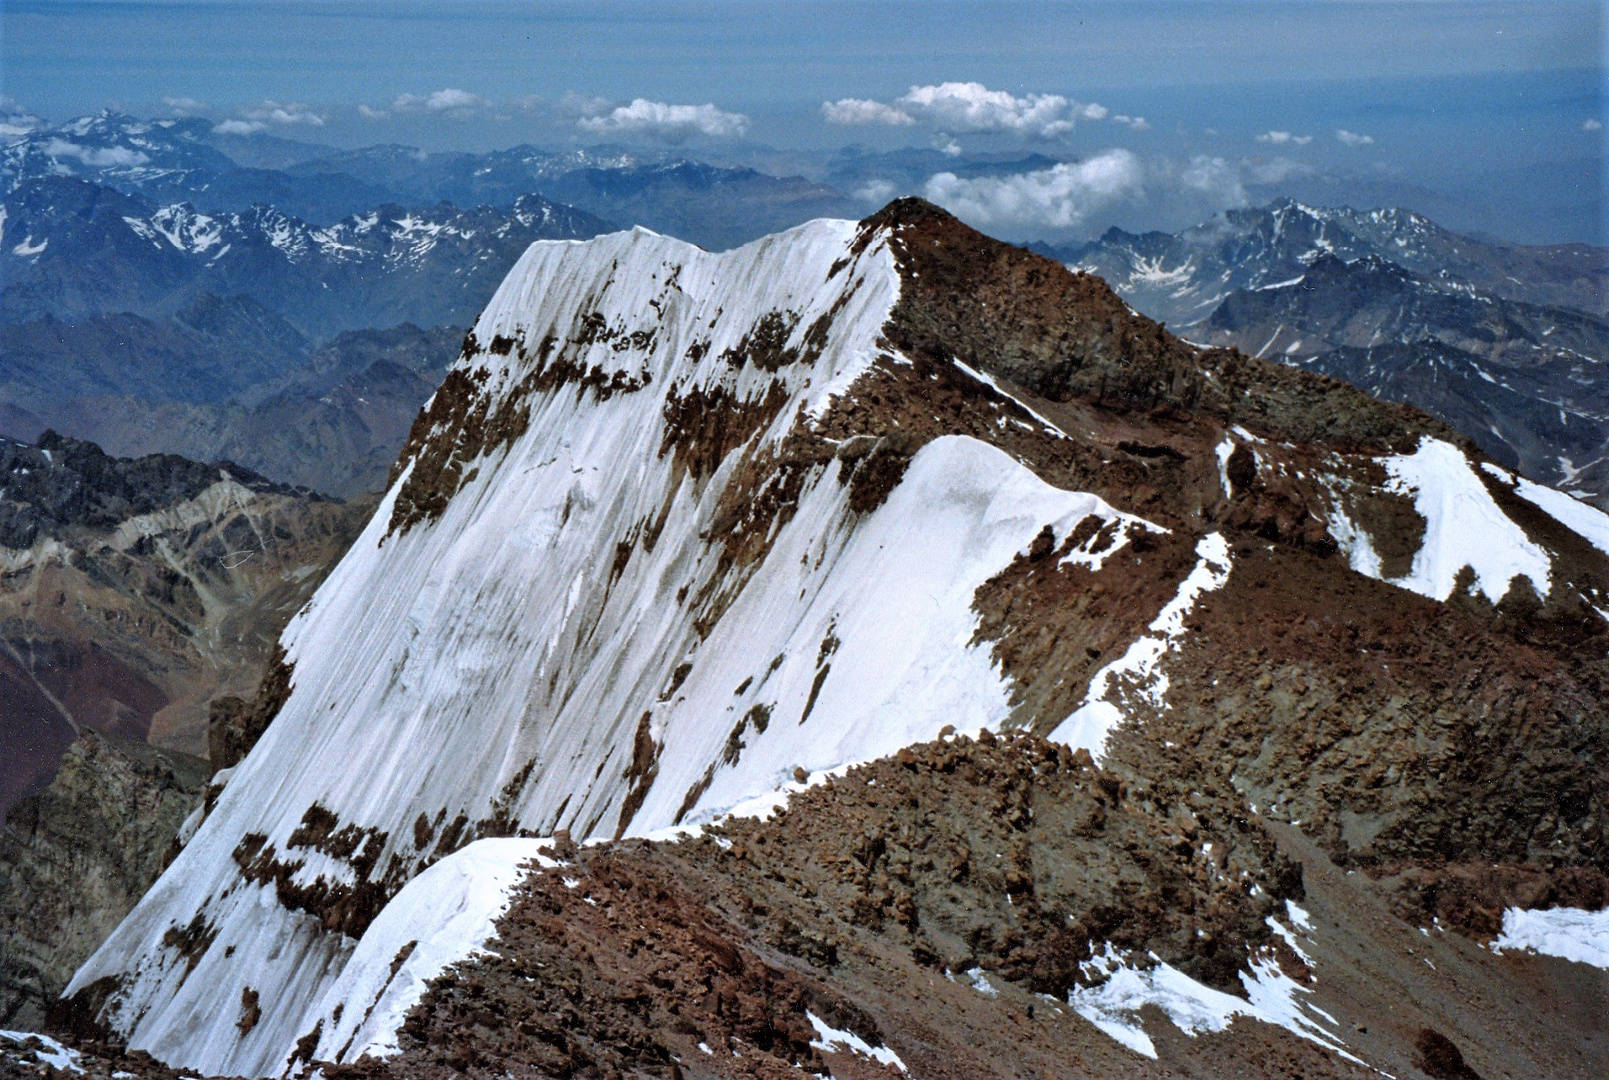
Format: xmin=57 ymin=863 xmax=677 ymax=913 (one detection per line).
xmin=60 ymin=201 xmax=1609 ymax=1077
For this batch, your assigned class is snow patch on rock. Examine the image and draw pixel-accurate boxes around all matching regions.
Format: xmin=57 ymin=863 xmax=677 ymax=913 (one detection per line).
xmin=1066 ymin=944 xmax=1360 ymax=1066
xmin=1490 ymin=905 xmax=1609 ymax=969
xmin=806 ymin=1011 xmax=906 ymax=1072
xmin=1381 ymin=438 xmax=1550 ymax=602
xmin=1482 ymin=462 xmax=1609 ymax=561
xmin=1048 ymin=532 xmax=1231 ymax=760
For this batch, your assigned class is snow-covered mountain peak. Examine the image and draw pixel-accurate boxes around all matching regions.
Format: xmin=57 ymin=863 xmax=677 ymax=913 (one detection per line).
xmin=59 ymin=200 xmax=1609 ymax=1077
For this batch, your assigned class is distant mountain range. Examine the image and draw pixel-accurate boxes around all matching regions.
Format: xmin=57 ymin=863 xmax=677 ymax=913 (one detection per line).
xmin=1044 ymin=200 xmax=1609 ymax=506
xmin=1049 ymin=199 xmax=1607 ymax=323
xmin=2 ymin=110 xmax=857 ymax=250
xmin=0 ymin=175 xmax=604 ymax=494
xmin=1 ymin=176 xmax=611 ymax=336
xmin=8 ymin=110 xmax=1608 ymax=512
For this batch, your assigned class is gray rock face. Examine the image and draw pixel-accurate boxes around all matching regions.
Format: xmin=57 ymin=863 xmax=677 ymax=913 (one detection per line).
xmin=0 ymin=731 xmax=206 ymax=1029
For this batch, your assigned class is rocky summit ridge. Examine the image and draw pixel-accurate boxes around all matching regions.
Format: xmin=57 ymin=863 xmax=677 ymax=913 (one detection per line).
xmin=41 ymin=199 xmax=1609 ymax=1078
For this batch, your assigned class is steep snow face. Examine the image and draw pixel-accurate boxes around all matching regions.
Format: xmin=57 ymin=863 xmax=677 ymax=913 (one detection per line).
xmin=66 ymin=218 xmax=1157 ymax=1077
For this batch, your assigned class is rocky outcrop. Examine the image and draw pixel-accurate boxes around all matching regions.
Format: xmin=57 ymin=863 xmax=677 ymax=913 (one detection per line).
xmin=0 ymin=731 xmax=206 ymax=1029
xmin=290 ymin=735 xmax=1599 ymax=1079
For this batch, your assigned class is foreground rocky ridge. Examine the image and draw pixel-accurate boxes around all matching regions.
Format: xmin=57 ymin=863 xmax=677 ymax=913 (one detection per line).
xmin=25 ymin=736 xmax=1600 ymax=1078
xmin=309 ymin=735 xmax=1602 ymax=1080
xmin=51 ymin=200 xmax=1609 ymax=1077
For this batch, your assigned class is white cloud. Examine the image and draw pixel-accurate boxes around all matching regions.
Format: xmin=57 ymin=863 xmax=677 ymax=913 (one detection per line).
xmin=1170 ymin=155 xmax=1246 ymax=205
xmin=1584 ymin=118 xmax=1603 ymax=132
xmin=578 ymin=99 xmax=749 ymax=141
xmin=239 ymin=101 xmax=327 ymax=127
xmin=921 ymin=151 xmax=1251 ymax=233
xmin=923 ymin=151 xmax=1145 ymax=229
xmin=821 ymin=82 xmax=1143 ymax=139
xmin=357 ymin=104 xmax=389 ymax=120
xmin=1256 ymin=130 xmax=1312 ymax=146
xmin=821 ymin=98 xmax=915 ymax=125
xmin=0 ymin=97 xmax=43 ymax=139
xmin=391 ymin=88 xmax=491 ymax=116
xmin=898 ymin=82 xmax=1078 ymax=137
xmin=162 ymin=96 xmax=207 ymax=114
xmin=1336 ymin=129 xmax=1375 ymax=146
xmin=211 ymin=119 xmax=268 ymax=136
xmin=561 ymin=92 xmax=613 ymax=119
xmin=40 ymin=138 xmax=150 ymax=167
xmin=939 ymin=138 xmax=963 ymax=157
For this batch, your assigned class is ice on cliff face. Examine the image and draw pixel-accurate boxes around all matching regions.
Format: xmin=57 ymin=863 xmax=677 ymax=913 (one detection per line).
xmin=64 ymin=219 xmax=1151 ymax=1077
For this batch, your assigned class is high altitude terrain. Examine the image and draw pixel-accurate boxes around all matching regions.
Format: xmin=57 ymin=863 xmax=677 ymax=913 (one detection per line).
xmin=19 ymin=200 xmax=1602 ymax=1080
xmin=1057 ymin=201 xmax=1609 ymax=506
xmin=0 ymin=435 xmax=373 ymax=1028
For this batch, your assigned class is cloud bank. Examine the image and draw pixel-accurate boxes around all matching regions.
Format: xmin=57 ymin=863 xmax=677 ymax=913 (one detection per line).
xmin=214 ymin=100 xmax=327 ymax=134
xmin=1336 ymin=129 xmax=1375 ymax=146
xmin=40 ymin=138 xmax=150 ymax=167
xmin=1257 ymin=130 xmax=1311 ymax=146
xmin=921 ymin=151 xmax=1247 ymax=233
xmin=578 ymin=99 xmax=748 ymax=141
xmin=823 ymin=82 xmax=1136 ymax=139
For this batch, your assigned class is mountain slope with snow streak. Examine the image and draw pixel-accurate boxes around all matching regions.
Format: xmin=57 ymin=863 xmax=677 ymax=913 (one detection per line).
xmin=58 ymin=201 xmax=1609 ymax=1078
xmin=62 ymin=213 xmax=1149 ymax=1075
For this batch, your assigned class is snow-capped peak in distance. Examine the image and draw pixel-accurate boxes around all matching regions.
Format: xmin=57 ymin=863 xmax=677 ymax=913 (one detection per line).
xmin=1056 ymin=197 xmax=1609 ymax=326
xmin=63 ymin=199 xmax=1609 ymax=1076
xmin=1 ymin=176 xmax=613 ymax=338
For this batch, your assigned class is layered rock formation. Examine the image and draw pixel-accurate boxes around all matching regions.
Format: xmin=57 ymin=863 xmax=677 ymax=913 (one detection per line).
xmin=0 ymin=732 xmax=206 ymax=1029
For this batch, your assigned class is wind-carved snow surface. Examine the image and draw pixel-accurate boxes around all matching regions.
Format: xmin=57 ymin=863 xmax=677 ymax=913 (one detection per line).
xmin=304 ymin=839 xmax=561 ymax=1066
xmin=1489 ymin=906 xmax=1609 ymax=969
xmin=68 ymin=218 xmax=1163 ymax=1077
xmin=1048 ymin=533 xmax=1231 ymax=761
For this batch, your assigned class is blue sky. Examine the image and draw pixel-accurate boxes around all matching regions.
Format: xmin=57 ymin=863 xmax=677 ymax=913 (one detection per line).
xmin=2 ymin=1 xmax=1604 ymax=242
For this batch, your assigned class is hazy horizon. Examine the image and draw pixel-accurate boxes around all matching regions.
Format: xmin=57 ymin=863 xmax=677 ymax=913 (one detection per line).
xmin=4 ymin=1 xmax=1604 ymax=243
